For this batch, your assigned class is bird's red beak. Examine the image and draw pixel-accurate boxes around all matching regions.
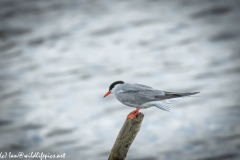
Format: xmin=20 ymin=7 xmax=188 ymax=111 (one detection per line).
xmin=103 ymin=91 xmax=111 ymax=98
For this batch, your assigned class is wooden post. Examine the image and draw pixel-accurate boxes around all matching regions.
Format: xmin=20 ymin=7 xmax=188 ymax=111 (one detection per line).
xmin=108 ymin=112 xmax=144 ymax=160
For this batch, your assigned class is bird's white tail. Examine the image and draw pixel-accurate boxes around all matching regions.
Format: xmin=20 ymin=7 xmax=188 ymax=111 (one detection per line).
xmin=154 ymin=101 xmax=171 ymax=112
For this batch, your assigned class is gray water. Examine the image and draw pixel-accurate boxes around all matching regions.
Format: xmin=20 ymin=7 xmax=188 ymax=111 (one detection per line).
xmin=0 ymin=0 xmax=240 ymax=160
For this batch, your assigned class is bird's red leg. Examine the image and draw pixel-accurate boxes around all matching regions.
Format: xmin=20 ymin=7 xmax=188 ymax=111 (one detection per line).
xmin=128 ymin=108 xmax=140 ymax=119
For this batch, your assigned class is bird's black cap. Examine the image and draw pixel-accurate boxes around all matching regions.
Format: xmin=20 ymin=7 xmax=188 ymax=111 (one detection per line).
xmin=109 ymin=80 xmax=124 ymax=91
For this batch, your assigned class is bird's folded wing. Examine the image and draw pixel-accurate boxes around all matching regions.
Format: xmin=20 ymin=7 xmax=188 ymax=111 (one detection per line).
xmin=118 ymin=83 xmax=199 ymax=105
xmin=155 ymin=91 xmax=199 ymax=100
xmin=117 ymin=86 xmax=164 ymax=105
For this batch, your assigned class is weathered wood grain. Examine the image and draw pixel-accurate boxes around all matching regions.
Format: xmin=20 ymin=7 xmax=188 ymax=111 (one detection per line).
xmin=108 ymin=112 xmax=144 ymax=160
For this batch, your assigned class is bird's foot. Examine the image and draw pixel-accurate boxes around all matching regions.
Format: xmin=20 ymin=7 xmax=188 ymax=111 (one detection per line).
xmin=128 ymin=108 xmax=140 ymax=119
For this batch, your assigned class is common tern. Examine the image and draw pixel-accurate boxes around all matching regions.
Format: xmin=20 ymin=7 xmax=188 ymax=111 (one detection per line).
xmin=103 ymin=80 xmax=199 ymax=119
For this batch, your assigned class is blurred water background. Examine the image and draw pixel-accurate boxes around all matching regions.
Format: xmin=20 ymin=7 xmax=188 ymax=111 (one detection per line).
xmin=0 ymin=0 xmax=240 ymax=160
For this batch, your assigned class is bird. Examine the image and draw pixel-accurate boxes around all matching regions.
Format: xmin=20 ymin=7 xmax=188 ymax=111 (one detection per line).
xmin=103 ymin=80 xmax=199 ymax=119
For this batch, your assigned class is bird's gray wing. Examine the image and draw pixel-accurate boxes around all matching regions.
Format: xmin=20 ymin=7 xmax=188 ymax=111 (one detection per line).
xmin=118 ymin=83 xmax=199 ymax=104
xmin=154 ymin=91 xmax=199 ymax=111
xmin=155 ymin=91 xmax=199 ymax=100
xmin=117 ymin=83 xmax=164 ymax=105
xmin=117 ymin=90 xmax=162 ymax=105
